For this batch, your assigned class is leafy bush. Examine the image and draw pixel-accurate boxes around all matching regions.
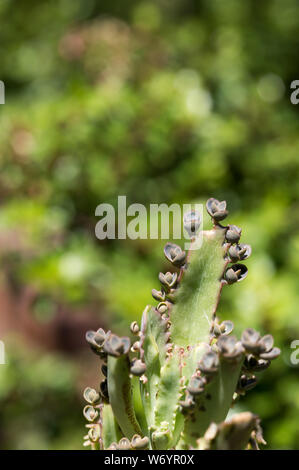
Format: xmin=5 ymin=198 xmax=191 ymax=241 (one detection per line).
xmin=0 ymin=0 xmax=298 ymax=449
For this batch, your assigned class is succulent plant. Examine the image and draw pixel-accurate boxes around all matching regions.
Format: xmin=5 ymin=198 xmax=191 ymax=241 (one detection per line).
xmin=83 ymin=198 xmax=280 ymax=450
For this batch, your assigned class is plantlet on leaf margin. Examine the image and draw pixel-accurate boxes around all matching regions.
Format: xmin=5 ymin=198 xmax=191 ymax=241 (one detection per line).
xmin=83 ymin=197 xmax=280 ymax=450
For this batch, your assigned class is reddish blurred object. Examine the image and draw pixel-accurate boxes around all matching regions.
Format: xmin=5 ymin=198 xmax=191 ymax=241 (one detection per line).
xmin=0 ymin=274 xmax=105 ymax=354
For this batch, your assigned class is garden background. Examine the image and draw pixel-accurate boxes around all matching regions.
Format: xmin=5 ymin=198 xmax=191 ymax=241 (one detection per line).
xmin=0 ymin=0 xmax=298 ymax=449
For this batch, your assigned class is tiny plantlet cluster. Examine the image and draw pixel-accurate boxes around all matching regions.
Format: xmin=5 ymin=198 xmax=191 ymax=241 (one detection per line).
xmin=83 ymin=198 xmax=280 ymax=450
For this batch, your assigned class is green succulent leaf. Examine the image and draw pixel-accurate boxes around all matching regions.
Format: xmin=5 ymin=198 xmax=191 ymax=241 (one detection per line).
xmin=107 ymin=355 xmax=142 ymax=439
xmin=170 ymin=227 xmax=227 ymax=348
xmin=152 ymin=349 xmax=183 ymax=449
xmin=140 ymin=306 xmax=168 ymax=429
xmin=197 ymin=412 xmax=259 ymax=450
xmin=102 ymin=403 xmax=123 ymax=449
xmin=182 ymin=358 xmax=243 ymax=447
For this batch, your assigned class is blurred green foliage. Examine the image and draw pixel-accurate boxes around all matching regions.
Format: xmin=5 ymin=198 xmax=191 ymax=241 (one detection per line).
xmin=0 ymin=340 xmax=82 ymax=449
xmin=0 ymin=0 xmax=298 ymax=449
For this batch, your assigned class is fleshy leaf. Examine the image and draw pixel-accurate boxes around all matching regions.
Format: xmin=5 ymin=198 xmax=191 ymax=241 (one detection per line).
xmin=182 ymin=358 xmax=243 ymax=447
xmin=197 ymin=412 xmax=259 ymax=450
xmin=107 ymin=355 xmax=142 ymax=439
xmin=140 ymin=306 xmax=168 ymax=430
xmin=170 ymin=227 xmax=227 ymax=348
xmin=152 ymin=349 xmax=183 ymax=449
xmin=102 ymin=404 xmax=123 ymax=450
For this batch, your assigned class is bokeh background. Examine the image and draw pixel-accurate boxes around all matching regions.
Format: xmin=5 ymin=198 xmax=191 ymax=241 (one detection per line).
xmin=0 ymin=0 xmax=299 ymax=450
